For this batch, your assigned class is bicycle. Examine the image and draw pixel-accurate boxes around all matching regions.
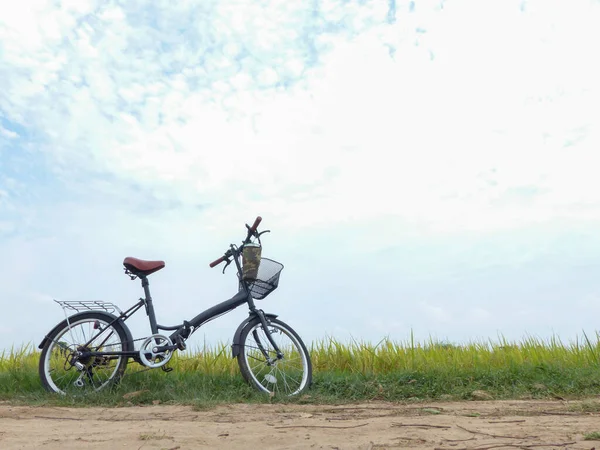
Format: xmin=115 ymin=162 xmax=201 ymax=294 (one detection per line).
xmin=37 ymin=216 xmax=313 ymax=397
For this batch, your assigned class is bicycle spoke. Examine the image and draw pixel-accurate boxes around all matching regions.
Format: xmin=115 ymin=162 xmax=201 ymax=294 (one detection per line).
xmin=240 ymin=319 xmax=311 ymax=396
xmin=42 ymin=317 xmax=125 ymax=394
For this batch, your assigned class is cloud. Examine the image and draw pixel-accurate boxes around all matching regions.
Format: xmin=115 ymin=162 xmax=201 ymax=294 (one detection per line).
xmin=467 ymin=307 xmax=492 ymax=323
xmin=1 ymin=0 xmax=600 ymax=350
xmin=0 ymin=126 xmax=18 ymax=139
xmin=3 ymin=0 xmax=599 ymax=235
xmin=419 ymin=302 xmax=452 ymax=324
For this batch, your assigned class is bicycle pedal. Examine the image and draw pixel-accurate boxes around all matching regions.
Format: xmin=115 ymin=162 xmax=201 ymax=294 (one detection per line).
xmin=161 ymin=366 xmax=173 ymax=373
xmin=175 ymin=336 xmax=187 ymax=351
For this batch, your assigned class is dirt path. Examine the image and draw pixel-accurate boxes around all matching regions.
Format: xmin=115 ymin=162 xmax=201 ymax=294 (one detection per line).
xmin=1 ymin=399 xmax=599 ymax=449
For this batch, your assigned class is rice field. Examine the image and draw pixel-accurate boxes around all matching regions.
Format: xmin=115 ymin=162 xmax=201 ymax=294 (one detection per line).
xmin=2 ymin=332 xmax=600 ymax=406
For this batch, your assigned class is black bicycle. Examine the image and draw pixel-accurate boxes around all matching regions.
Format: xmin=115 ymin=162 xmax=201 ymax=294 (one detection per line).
xmin=38 ymin=216 xmax=312 ymax=397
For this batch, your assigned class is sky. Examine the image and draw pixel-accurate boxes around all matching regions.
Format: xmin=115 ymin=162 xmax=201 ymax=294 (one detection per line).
xmin=1 ymin=0 xmax=600 ymax=352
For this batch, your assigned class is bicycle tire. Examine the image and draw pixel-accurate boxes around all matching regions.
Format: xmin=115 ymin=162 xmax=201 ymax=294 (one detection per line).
xmin=39 ymin=311 xmax=130 ymax=394
xmin=237 ymin=317 xmax=312 ymax=396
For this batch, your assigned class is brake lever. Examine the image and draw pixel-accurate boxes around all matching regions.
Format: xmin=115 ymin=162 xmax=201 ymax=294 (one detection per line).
xmin=222 ymin=258 xmax=232 ymax=274
xmin=255 ymin=229 xmax=268 ymax=246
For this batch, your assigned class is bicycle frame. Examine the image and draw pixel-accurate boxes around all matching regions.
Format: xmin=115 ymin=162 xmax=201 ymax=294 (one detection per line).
xmin=63 ymin=241 xmax=284 ymax=363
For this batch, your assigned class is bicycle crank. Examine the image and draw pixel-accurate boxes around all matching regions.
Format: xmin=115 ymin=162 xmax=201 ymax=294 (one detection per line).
xmin=139 ymin=334 xmax=174 ymax=368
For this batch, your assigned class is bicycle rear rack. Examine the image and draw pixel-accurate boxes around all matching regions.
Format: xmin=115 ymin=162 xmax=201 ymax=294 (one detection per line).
xmin=54 ymin=299 xmax=123 ymax=315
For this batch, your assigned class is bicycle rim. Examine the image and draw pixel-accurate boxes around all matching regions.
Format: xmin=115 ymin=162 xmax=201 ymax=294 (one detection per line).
xmin=42 ymin=317 xmax=125 ymax=394
xmin=241 ymin=320 xmax=310 ymax=396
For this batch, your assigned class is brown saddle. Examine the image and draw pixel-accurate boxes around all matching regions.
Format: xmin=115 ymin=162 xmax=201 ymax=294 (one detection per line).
xmin=123 ymin=257 xmax=165 ymax=276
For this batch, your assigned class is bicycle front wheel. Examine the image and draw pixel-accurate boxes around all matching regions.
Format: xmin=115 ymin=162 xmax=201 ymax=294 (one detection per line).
xmin=237 ymin=317 xmax=312 ymax=396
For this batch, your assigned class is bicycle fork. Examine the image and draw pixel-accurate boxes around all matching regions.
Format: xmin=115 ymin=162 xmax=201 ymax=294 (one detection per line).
xmin=254 ymin=310 xmax=284 ymax=363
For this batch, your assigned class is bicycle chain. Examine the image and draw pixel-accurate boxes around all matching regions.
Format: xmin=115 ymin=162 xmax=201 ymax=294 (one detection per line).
xmin=121 ymin=336 xmax=176 ymax=379
xmin=86 ymin=336 xmax=196 ymax=381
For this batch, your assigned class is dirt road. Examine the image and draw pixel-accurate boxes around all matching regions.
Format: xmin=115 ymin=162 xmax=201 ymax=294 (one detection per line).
xmin=1 ymin=399 xmax=599 ymax=449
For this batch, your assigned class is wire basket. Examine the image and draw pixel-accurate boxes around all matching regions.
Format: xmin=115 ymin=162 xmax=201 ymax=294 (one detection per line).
xmin=242 ymin=258 xmax=284 ymax=300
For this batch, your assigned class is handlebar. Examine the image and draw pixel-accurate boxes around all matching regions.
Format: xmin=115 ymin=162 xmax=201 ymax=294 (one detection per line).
xmin=208 ymin=216 xmax=262 ymax=268
xmin=248 ymin=216 xmax=262 ymax=234
xmin=209 ymin=255 xmax=227 ymax=268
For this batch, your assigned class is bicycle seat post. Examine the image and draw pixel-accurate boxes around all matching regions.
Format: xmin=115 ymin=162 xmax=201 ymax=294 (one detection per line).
xmin=140 ymin=275 xmax=159 ymax=335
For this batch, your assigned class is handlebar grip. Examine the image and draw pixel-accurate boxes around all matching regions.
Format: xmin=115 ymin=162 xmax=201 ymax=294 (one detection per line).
xmin=209 ymin=255 xmax=226 ymax=268
xmin=249 ymin=216 xmax=262 ymax=233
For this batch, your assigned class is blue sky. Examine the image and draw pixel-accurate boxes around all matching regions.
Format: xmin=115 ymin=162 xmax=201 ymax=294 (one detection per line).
xmin=1 ymin=0 xmax=600 ymax=351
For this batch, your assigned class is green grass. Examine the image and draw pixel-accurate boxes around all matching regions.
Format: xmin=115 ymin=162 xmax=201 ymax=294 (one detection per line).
xmin=2 ymin=332 xmax=600 ymax=407
xmin=584 ymin=431 xmax=600 ymax=441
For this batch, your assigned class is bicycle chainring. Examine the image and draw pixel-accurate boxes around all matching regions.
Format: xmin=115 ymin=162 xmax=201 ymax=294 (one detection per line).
xmin=138 ymin=334 xmax=173 ymax=369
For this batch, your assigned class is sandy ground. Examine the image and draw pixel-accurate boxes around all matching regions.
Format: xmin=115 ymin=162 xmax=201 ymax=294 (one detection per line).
xmin=1 ymin=399 xmax=599 ymax=449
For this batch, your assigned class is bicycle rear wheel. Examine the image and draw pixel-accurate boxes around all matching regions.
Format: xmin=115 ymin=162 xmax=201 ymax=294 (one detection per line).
xmin=39 ymin=311 xmax=129 ymax=395
xmin=237 ymin=317 xmax=312 ymax=396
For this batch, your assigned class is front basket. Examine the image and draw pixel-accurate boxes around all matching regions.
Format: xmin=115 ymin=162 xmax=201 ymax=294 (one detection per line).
xmin=242 ymin=258 xmax=284 ymax=300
